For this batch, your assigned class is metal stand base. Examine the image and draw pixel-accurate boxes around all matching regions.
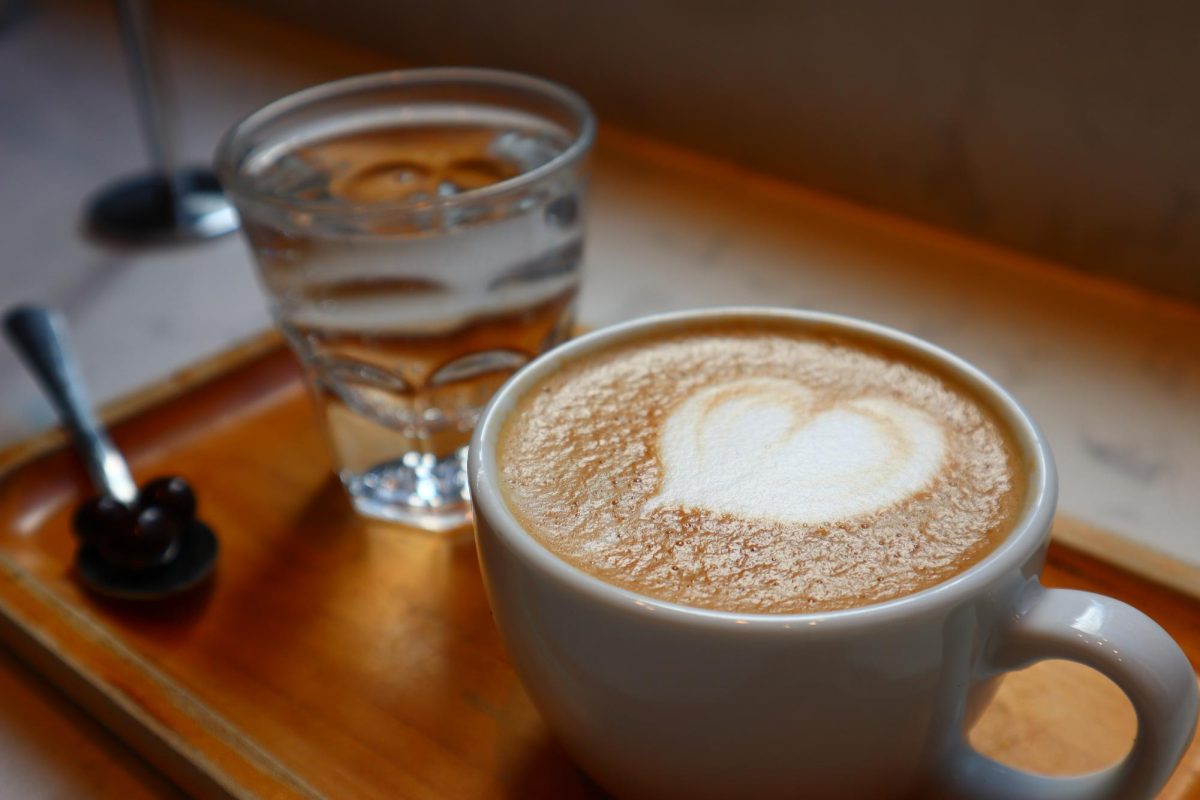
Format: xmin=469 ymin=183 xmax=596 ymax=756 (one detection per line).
xmin=86 ymin=167 xmax=238 ymax=244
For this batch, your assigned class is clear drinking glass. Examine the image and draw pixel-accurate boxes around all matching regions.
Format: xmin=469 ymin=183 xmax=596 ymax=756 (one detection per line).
xmin=216 ymin=69 xmax=595 ymax=531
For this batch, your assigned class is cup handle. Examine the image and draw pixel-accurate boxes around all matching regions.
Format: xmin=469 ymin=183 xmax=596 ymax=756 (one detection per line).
xmin=938 ymin=583 xmax=1198 ymax=800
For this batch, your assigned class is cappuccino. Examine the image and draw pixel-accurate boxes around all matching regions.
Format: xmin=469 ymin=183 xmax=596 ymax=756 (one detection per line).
xmin=497 ymin=320 xmax=1024 ymax=613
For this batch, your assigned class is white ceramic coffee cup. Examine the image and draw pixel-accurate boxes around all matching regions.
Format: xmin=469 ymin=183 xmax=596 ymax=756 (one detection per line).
xmin=468 ymin=307 xmax=1197 ymax=800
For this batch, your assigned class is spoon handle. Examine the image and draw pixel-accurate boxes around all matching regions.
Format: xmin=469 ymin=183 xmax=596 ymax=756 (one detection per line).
xmin=4 ymin=306 xmax=139 ymax=504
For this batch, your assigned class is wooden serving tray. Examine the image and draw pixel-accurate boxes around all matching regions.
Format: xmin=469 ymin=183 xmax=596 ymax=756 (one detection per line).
xmin=0 ymin=334 xmax=1198 ymax=799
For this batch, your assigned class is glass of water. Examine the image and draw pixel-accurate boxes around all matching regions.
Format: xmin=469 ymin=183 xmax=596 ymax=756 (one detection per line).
xmin=216 ymin=69 xmax=595 ymax=531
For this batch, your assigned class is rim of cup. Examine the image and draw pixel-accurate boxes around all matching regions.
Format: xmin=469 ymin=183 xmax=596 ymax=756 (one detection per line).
xmin=469 ymin=306 xmax=1058 ymax=632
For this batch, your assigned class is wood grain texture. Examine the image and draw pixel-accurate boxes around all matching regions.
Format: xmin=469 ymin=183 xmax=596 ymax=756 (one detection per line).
xmin=0 ymin=341 xmax=1196 ymax=798
xmin=0 ymin=643 xmax=185 ymax=800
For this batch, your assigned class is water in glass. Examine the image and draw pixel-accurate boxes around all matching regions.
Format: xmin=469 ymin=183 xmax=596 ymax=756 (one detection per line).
xmin=237 ymin=106 xmax=583 ymax=529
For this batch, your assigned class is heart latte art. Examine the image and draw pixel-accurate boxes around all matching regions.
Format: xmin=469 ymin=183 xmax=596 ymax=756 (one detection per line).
xmin=498 ymin=322 xmax=1023 ymax=614
xmin=647 ymin=378 xmax=946 ymax=525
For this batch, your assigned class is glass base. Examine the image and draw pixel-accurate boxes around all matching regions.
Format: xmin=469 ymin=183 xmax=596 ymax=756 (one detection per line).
xmin=340 ymin=447 xmax=471 ymax=532
xmin=86 ymin=168 xmax=239 ymax=244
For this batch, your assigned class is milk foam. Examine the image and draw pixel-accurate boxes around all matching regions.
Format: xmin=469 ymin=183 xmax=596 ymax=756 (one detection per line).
xmin=497 ymin=324 xmax=1022 ymax=614
xmin=646 ymin=378 xmax=947 ymax=524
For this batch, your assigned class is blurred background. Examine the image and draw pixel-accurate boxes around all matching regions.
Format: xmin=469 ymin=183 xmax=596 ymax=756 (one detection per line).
xmin=0 ymin=0 xmax=1198 ymax=794
xmin=244 ymin=0 xmax=1200 ymax=303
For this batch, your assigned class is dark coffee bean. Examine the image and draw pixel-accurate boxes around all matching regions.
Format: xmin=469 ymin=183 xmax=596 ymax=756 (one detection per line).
xmin=139 ymin=475 xmax=197 ymax=523
xmin=106 ymin=505 xmax=183 ymax=569
xmin=72 ymin=494 xmax=135 ymax=546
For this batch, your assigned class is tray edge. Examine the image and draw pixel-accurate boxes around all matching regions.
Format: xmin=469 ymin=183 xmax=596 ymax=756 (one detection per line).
xmin=0 ymin=551 xmax=324 ymax=800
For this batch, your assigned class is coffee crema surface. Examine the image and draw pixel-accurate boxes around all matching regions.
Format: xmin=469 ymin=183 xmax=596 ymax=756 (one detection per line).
xmin=497 ymin=321 xmax=1025 ymax=613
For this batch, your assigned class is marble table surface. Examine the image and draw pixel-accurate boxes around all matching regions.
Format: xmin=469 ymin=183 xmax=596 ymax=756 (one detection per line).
xmin=1 ymin=0 xmax=1198 ymax=795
